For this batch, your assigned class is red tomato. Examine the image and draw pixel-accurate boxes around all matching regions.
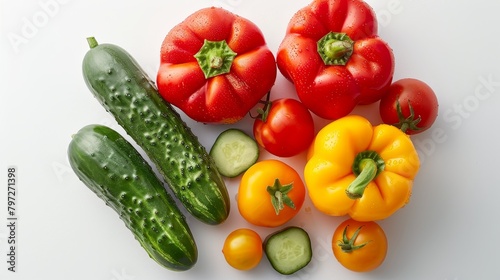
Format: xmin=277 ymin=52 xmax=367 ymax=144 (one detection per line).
xmin=379 ymin=78 xmax=439 ymax=135
xmin=253 ymin=98 xmax=315 ymax=157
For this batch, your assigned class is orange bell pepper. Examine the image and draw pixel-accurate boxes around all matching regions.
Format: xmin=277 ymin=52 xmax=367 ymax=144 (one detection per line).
xmin=304 ymin=115 xmax=420 ymax=221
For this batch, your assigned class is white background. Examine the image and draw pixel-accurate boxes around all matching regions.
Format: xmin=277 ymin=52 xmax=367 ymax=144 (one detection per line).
xmin=1 ymin=0 xmax=500 ymax=279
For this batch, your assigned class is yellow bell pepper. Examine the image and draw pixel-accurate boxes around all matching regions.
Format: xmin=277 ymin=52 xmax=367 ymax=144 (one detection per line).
xmin=304 ymin=115 xmax=420 ymax=221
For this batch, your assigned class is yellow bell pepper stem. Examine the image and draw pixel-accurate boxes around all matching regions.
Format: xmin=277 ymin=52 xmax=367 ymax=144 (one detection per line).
xmin=346 ymin=159 xmax=377 ymax=199
xmin=346 ymin=150 xmax=385 ymax=199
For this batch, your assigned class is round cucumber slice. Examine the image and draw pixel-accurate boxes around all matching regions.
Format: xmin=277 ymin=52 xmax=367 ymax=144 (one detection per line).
xmin=210 ymin=129 xmax=259 ymax=177
xmin=264 ymin=226 xmax=312 ymax=275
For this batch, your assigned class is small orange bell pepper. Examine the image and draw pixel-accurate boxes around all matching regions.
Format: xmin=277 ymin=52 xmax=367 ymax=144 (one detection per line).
xmin=304 ymin=115 xmax=420 ymax=221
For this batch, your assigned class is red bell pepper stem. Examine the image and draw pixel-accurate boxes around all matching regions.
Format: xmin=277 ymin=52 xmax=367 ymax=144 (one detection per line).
xmin=317 ymin=32 xmax=354 ymax=66
xmin=346 ymin=151 xmax=385 ymax=199
xmin=194 ymin=39 xmax=237 ymax=79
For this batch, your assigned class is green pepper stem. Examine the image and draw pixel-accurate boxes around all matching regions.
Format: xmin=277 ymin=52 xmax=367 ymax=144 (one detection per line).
xmin=317 ymin=32 xmax=354 ymax=66
xmin=346 ymin=159 xmax=377 ymax=199
xmin=325 ymin=41 xmax=352 ymax=60
xmin=87 ymin=37 xmax=98 ymax=49
xmin=346 ymin=150 xmax=385 ymax=200
xmin=194 ymin=39 xmax=237 ymax=79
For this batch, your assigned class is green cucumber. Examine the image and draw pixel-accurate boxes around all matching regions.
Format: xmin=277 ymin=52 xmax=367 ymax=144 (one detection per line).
xmin=264 ymin=226 xmax=312 ymax=275
xmin=209 ymin=129 xmax=259 ymax=178
xmin=82 ymin=37 xmax=230 ymax=225
xmin=68 ymin=124 xmax=197 ymax=271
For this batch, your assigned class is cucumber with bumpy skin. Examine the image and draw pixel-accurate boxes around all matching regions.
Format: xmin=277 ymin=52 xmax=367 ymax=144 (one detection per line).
xmin=68 ymin=124 xmax=197 ymax=271
xmin=82 ymin=37 xmax=230 ymax=225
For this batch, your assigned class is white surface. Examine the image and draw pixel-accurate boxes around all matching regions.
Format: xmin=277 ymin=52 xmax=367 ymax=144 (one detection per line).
xmin=1 ymin=0 xmax=500 ymax=279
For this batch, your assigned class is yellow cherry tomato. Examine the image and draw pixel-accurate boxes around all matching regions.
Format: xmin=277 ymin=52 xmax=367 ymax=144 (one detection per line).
xmin=222 ymin=228 xmax=263 ymax=270
xmin=332 ymin=218 xmax=388 ymax=272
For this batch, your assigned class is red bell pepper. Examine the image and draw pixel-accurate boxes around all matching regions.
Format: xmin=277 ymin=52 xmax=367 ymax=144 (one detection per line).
xmin=157 ymin=7 xmax=277 ymax=124
xmin=277 ymin=0 xmax=395 ymax=120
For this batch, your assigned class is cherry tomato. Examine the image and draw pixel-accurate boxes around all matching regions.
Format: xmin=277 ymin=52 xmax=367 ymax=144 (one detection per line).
xmin=222 ymin=228 xmax=263 ymax=270
xmin=332 ymin=218 xmax=388 ymax=272
xmin=379 ymin=78 xmax=438 ymax=135
xmin=238 ymin=159 xmax=306 ymax=227
xmin=253 ymin=98 xmax=315 ymax=157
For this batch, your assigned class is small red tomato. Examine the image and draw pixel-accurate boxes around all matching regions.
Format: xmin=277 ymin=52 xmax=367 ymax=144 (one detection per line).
xmin=253 ymin=98 xmax=315 ymax=157
xmin=379 ymin=78 xmax=438 ymax=135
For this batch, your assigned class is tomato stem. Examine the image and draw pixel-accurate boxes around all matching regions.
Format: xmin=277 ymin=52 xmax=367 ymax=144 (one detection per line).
xmin=346 ymin=151 xmax=385 ymax=199
xmin=267 ymin=178 xmax=295 ymax=215
xmin=317 ymin=32 xmax=354 ymax=66
xmin=394 ymin=99 xmax=422 ymax=133
xmin=194 ymin=39 xmax=237 ymax=79
xmin=338 ymin=225 xmax=368 ymax=252
xmin=253 ymin=92 xmax=272 ymax=122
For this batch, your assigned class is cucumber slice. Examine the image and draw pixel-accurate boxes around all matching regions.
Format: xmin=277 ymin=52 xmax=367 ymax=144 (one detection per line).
xmin=264 ymin=226 xmax=312 ymax=275
xmin=210 ymin=129 xmax=259 ymax=178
